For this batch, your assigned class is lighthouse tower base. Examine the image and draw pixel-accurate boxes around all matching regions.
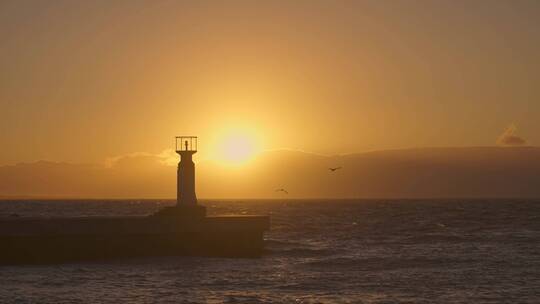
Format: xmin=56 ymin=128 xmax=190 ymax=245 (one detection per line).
xmin=152 ymin=204 xmax=206 ymax=219
xmin=0 ymin=212 xmax=270 ymax=264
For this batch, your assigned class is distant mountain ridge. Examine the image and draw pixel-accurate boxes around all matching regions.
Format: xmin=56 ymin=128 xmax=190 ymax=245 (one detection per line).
xmin=1 ymin=146 xmax=539 ymax=199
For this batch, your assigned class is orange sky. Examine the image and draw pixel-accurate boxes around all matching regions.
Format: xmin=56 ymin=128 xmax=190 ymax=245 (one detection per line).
xmin=1 ymin=0 xmax=539 ymax=166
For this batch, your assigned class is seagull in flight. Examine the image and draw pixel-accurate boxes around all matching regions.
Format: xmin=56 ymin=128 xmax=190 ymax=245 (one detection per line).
xmin=275 ymin=188 xmax=289 ymax=194
xmin=328 ymin=167 xmax=342 ymax=172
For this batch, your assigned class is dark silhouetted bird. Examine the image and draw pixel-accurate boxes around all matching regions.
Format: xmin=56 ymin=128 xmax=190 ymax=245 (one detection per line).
xmin=328 ymin=167 xmax=342 ymax=172
xmin=275 ymin=188 xmax=288 ymax=194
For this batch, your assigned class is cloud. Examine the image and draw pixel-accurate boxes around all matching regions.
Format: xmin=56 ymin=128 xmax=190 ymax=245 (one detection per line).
xmin=104 ymin=150 xmax=177 ymax=168
xmin=156 ymin=149 xmax=179 ymax=166
xmin=497 ymin=124 xmax=527 ymax=146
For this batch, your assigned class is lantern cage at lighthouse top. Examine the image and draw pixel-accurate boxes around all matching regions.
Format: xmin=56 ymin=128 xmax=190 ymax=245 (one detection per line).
xmin=175 ymin=136 xmax=197 ymax=152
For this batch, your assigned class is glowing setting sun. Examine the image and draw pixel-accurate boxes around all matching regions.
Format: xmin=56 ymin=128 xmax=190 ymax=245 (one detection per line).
xmin=218 ymin=135 xmax=257 ymax=164
xmin=210 ymin=129 xmax=262 ymax=165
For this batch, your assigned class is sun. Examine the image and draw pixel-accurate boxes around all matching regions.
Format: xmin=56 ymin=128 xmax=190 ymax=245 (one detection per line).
xmin=212 ymin=130 xmax=262 ymax=165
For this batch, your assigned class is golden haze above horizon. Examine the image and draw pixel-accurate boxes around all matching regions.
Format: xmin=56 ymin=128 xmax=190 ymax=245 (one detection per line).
xmin=0 ymin=1 xmax=538 ymax=167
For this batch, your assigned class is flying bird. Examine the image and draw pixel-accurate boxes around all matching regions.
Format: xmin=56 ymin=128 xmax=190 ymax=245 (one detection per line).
xmin=275 ymin=188 xmax=289 ymax=194
xmin=328 ymin=167 xmax=342 ymax=172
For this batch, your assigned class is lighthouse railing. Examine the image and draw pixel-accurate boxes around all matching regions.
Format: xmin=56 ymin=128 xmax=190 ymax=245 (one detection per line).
xmin=175 ymin=136 xmax=197 ymax=152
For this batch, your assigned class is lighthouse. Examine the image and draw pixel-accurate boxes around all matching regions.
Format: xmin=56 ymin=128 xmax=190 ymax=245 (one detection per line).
xmin=176 ymin=136 xmax=198 ymax=205
xmin=154 ymin=136 xmax=206 ymax=218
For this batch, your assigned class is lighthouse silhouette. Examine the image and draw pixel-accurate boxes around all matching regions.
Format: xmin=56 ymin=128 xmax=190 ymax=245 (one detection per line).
xmin=176 ymin=136 xmax=198 ymax=205
xmin=154 ymin=136 xmax=206 ymax=218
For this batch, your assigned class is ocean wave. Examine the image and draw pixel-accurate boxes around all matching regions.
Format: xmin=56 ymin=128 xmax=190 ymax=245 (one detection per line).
xmin=264 ymin=239 xmax=338 ymax=257
xmin=300 ymin=256 xmax=482 ymax=271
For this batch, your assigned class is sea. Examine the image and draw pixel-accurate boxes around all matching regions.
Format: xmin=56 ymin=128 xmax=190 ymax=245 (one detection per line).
xmin=0 ymin=199 xmax=539 ymax=303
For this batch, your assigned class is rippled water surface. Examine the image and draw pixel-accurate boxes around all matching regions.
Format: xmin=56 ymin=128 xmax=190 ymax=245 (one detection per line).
xmin=1 ymin=199 xmax=539 ymax=303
